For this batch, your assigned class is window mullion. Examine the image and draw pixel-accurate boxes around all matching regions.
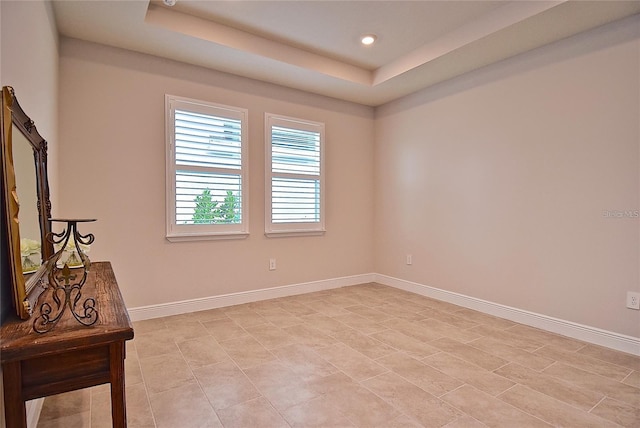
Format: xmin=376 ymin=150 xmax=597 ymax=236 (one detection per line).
xmin=271 ymin=171 xmax=319 ymax=181
xmin=176 ymin=164 xmax=240 ymax=176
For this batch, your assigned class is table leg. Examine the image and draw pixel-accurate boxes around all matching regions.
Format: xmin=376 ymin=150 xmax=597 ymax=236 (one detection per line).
xmin=2 ymin=361 xmax=27 ymax=428
xmin=109 ymin=342 xmax=127 ymax=428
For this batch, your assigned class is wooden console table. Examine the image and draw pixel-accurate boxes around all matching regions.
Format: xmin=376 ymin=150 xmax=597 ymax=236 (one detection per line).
xmin=1 ymin=262 xmax=134 ymax=427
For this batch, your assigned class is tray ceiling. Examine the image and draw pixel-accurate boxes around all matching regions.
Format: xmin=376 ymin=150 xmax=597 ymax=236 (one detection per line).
xmin=52 ymin=1 xmax=640 ymax=106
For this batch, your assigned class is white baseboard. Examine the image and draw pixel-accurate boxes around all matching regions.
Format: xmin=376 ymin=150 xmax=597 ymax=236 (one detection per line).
xmin=127 ymin=272 xmax=639 ymax=356
xmin=128 ymin=273 xmax=376 ymax=321
xmin=26 ymin=398 xmax=44 ymax=428
xmin=375 ymin=274 xmax=640 ymax=356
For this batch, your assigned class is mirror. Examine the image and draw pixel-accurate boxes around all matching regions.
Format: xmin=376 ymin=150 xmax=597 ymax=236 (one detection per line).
xmin=1 ymin=86 xmax=53 ymax=319
xmin=13 ymin=129 xmax=41 ymax=272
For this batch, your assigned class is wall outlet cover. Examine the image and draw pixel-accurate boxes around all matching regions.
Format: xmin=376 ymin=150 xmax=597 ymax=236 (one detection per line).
xmin=626 ymin=291 xmax=640 ymax=310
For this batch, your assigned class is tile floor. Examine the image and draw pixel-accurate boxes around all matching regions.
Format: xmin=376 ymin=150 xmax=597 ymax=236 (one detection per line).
xmin=36 ymin=283 xmax=640 ymax=427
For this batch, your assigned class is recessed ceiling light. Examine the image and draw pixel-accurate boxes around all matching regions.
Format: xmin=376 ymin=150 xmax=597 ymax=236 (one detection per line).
xmin=163 ymin=0 xmax=177 ymax=6
xmin=361 ymin=35 xmax=377 ymax=46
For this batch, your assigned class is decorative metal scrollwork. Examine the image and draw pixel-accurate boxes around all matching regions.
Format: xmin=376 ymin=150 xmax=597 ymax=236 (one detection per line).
xmin=33 ymin=219 xmax=98 ymax=333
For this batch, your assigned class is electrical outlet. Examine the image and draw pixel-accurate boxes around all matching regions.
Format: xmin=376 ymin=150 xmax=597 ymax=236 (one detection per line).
xmin=627 ymin=292 xmax=640 ymax=310
xmin=269 ymin=258 xmax=276 ymax=271
xmin=406 ymin=254 xmax=412 ymax=265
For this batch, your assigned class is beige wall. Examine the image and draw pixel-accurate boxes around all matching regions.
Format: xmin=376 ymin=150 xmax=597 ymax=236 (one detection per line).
xmin=1 ymin=2 xmax=59 ymax=425
xmin=57 ymin=38 xmax=375 ymax=308
xmin=1 ymin=0 xmax=59 ymax=205
xmin=375 ymin=16 xmax=640 ymax=337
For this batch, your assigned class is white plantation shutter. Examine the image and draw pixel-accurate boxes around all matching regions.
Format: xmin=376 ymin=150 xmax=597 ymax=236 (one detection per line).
xmin=271 ymin=177 xmax=319 ymax=223
xmin=175 ymin=171 xmax=242 ymax=224
xmin=174 ymin=110 xmax=242 ymax=224
xmin=166 ymin=96 xmax=248 ymax=241
xmin=266 ymin=114 xmax=325 ymax=236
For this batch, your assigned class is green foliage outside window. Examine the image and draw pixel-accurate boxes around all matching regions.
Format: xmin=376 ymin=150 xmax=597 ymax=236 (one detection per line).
xmin=192 ymin=189 xmax=240 ymax=224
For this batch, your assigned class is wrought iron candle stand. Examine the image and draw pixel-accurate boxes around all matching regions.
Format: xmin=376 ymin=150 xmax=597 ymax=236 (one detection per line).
xmin=33 ymin=219 xmax=98 ymax=333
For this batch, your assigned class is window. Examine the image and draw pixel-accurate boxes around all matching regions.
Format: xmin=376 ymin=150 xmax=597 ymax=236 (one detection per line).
xmin=265 ymin=113 xmax=325 ymax=237
xmin=166 ymin=95 xmax=248 ymax=241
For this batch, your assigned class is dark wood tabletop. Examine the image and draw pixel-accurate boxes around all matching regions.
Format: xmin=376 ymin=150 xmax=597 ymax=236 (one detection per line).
xmin=1 ymin=261 xmax=134 ymax=361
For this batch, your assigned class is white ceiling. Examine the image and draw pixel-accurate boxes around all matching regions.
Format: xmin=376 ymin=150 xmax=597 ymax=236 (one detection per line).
xmin=52 ymin=1 xmax=640 ymax=106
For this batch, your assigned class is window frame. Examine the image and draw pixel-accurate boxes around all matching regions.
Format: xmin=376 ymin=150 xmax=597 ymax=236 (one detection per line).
xmin=165 ymin=94 xmax=249 ymax=242
xmin=265 ymin=113 xmax=325 ymax=237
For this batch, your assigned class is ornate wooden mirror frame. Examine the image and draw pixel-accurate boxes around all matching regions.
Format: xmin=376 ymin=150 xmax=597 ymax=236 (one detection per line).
xmin=1 ymin=86 xmax=53 ymax=319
